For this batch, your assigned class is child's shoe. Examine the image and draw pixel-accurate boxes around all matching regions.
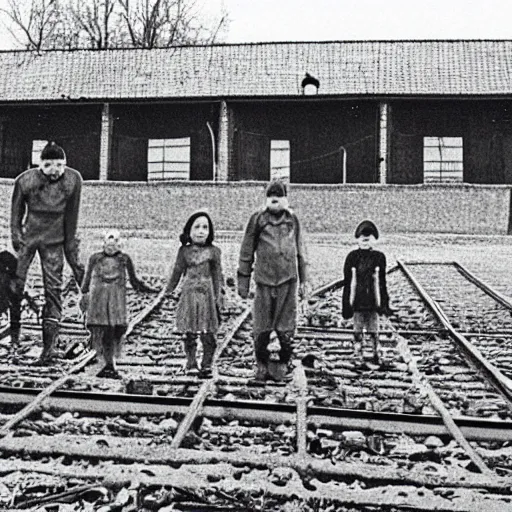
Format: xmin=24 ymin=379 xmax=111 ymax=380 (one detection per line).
xmin=97 ymin=365 xmax=120 ymax=379
xmin=198 ymin=367 xmax=213 ymax=379
xmin=353 ymin=342 xmax=365 ymax=368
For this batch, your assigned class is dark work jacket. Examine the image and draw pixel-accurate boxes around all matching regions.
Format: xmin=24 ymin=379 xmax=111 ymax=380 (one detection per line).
xmin=238 ymin=208 xmax=308 ymax=287
xmin=342 ymin=248 xmax=389 ymax=319
xmin=11 ymin=167 xmax=82 ymax=249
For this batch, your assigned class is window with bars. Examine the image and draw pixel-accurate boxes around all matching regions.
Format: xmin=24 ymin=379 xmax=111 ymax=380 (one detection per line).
xmin=31 ymin=140 xmax=48 ymax=167
xmin=423 ymin=137 xmax=463 ymax=183
xmin=147 ymin=138 xmax=191 ymax=181
xmin=270 ymin=140 xmax=290 ymax=181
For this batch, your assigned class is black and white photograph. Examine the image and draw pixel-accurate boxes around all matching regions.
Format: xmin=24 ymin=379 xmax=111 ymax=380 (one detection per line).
xmin=1 ymin=0 xmax=512 ymax=510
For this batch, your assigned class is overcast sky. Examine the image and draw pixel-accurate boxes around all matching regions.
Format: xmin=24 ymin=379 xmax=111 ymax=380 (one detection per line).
xmin=0 ymin=0 xmax=511 ymax=49
xmin=215 ymin=0 xmax=512 ymax=43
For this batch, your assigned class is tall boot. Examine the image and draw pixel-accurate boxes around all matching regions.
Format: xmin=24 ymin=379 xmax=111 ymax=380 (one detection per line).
xmin=10 ymin=287 xmax=22 ymax=361
xmin=273 ymin=331 xmax=294 ymax=382
xmin=36 ymin=321 xmax=61 ymax=365
xmin=276 ymin=331 xmax=294 ymax=365
xmin=253 ymin=359 xmax=268 ymax=383
xmin=184 ymin=334 xmax=198 ymax=374
xmin=97 ymin=330 xmax=120 ymax=379
xmin=199 ymin=333 xmax=217 ymax=378
xmin=253 ymin=332 xmax=270 ymax=382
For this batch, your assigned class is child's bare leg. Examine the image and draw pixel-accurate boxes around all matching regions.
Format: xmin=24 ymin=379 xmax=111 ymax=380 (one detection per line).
xmin=367 ymin=312 xmax=381 ymax=364
xmin=353 ymin=332 xmax=364 ymax=364
xmin=89 ymin=326 xmax=103 ymax=361
xmin=97 ymin=327 xmax=120 ymax=379
xmin=102 ymin=331 xmax=115 ymax=369
xmin=370 ymin=333 xmax=382 ymax=364
xmin=352 ymin=312 xmax=365 ymax=364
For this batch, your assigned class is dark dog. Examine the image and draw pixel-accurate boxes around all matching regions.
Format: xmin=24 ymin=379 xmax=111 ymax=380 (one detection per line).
xmin=0 ymin=250 xmax=40 ymax=320
xmin=0 ymin=250 xmax=17 ymax=314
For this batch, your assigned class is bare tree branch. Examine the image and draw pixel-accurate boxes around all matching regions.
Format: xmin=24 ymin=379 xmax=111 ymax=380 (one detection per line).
xmin=0 ymin=0 xmax=229 ymax=49
xmin=0 ymin=0 xmax=61 ymax=50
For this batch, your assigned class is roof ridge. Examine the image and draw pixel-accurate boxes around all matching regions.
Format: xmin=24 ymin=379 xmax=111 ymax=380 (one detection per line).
xmin=1 ymin=39 xmax=512 ymax=54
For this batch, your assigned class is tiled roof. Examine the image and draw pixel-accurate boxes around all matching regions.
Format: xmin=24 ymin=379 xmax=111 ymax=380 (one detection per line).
xmin=1 ymin=40 xmax=512 ymax=102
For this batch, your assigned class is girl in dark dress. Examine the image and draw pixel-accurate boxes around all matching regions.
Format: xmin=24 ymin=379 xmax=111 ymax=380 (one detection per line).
xmin=165 ymin=211 xmax=224 ymax=378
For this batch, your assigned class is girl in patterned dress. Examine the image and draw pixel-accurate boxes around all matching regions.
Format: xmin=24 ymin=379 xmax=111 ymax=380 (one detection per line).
xmin=165 ymin=211 xmax=224 ymax=378
xmin=81 ymin=230 xmax=156 ymax=378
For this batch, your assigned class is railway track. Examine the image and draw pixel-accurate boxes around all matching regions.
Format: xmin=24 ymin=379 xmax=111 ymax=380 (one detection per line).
xmin=1 ymin=263 xmax=512 ymax=510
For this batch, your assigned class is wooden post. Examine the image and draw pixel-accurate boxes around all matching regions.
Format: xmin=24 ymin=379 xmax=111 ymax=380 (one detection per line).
xmin=378 ymin=102 xmax=389 ymax=184
xmin=217 ymin=100 xmax=229 ymax=181
xmin=99 ymin=103 xmax=113 ymax=181
xmin=294 ymin=362 xmax=308 ymax=457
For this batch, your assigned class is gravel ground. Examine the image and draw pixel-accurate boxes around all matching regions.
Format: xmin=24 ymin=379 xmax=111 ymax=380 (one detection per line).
xmin=5 ymin=230 xmax=511 ymax=297
xmin=64 ymin=232 xmax=512 ymax=301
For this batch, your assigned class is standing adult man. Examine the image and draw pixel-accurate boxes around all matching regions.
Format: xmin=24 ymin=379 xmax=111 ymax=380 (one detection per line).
xmin=237 ymin=180 xmax=310 ymax=381
xmin=11 ymin=141 xmax=84 ymax=364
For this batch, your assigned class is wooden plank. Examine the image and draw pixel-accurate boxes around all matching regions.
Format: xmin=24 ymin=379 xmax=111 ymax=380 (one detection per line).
xmin=0 ymin=290 xmax=167 ymax=438
xmin=0 ymin=351 xmax=96 ymax=438
xmin=0 ymin=435 xmax=509 ymax=491
xmin=170 ymin=306 xmax=251 ymax=449
xmin=1 ymin=459 xmax=509 ymax=512
xmin=294 ymin=362 xmax=308 ymax=457
xmin=396 ymin=334 xmax=492 ymax=475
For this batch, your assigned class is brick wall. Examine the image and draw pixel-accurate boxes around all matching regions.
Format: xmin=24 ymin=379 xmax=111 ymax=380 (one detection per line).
xmin=0 ymin=180 xmax=509 ymax=236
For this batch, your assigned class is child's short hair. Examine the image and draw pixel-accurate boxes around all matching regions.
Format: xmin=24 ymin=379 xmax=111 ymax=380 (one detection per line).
xmin=180 ymin=211 xmax=215 ymax=246
xmin=40 ymin=141 xmax=66 ymax=160
xmin=355 ymin=220 xmax=379 ymax=240
xmin=266 ymin=180 xmax=287 ymax=197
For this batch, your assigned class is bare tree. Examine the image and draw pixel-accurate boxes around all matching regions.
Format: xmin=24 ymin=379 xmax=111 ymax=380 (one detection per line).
xmin=63 ymin=0 xmax=123 ymax=49
xmin=118 ymin=0 xmax=228 ymax=48
xmin=0 ymin=0 xmax=63 ymax=51
xmin=0 ymin=0 xmax=229 ymax=50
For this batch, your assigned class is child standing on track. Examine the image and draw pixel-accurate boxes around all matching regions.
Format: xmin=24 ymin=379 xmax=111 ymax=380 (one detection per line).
xmin=342 ymin=220 xmax=390 ymax=366
xmin=80 ymin=230 xmax=156 ymax=378
xmin=165 ymin=211 xmax=224 ymax=379
xmin=237 ymin=180 xmax=309 ymax=382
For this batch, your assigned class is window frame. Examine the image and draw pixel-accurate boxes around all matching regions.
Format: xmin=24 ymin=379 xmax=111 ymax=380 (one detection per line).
xmin=147 ymin=137 xmax=191 ymax=181
xmin=423 ymin=136 xmax=463 ymax=183
xmin=270 ymin=139 xmax=291 ymax=182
